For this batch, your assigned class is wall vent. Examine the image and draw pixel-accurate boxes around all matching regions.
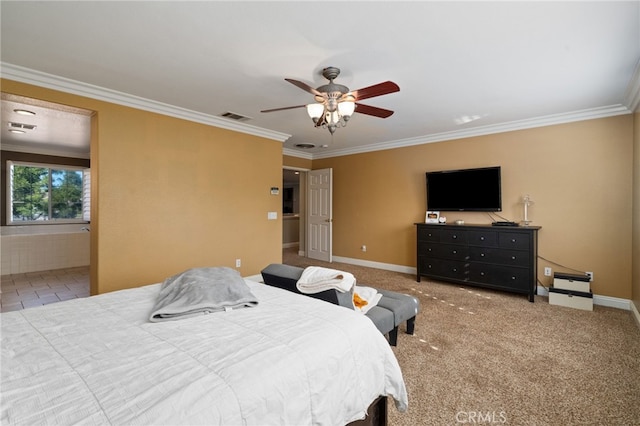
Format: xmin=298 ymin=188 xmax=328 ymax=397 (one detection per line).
xmin=8 ymin=122 xmax=37 ymax=130
xmin=220 ymin=111 xmax=251 ymax=122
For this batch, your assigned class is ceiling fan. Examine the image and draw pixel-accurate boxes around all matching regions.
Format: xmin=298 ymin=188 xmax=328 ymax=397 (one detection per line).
xmin=261 ymin=66 xmax=400 ymax=134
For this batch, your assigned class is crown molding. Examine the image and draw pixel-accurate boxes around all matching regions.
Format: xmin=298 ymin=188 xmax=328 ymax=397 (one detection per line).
xmin=282 ymin=147 xmax=314 ymax=160
xmin=1 ymin=62 xmax=291 ymax=143
xmin=309 ymin=104 xmax=631 ymax=159
xmin=4 ymin=62 xmax=633 ymax=161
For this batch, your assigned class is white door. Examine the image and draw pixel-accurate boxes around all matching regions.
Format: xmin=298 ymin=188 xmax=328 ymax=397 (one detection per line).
xmin=307 ymin=168 xmax=332 ymax=262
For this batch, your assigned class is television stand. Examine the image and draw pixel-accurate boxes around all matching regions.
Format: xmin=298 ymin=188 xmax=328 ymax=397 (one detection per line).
xmin=415 ymin=223 xmax=540 ymax=302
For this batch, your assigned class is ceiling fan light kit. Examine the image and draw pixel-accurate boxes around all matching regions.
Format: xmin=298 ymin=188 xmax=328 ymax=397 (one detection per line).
xmin=262 ymin=66 xmax=399 ymax=136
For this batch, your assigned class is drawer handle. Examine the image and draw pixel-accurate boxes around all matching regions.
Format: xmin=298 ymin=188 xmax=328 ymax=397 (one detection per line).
xmin=453 ymin=268 xmax=457 ymax=272
xmin=480 ymin=253 xmax=485 ymax=257
xmin=480 ymin=236 xmax=485 ymax=241
xmin=511 ymin=276 xmax=516 ymax=280
xmin=452 ymin=235 xmax=457 ymax=239
xmin=480 ymin=272 xmax=485 ymax=276
xmin=428 ymin=233 xmax=432 ymax=237
xmin=511 ymin=256 xmax=516 ymax=260
xmin=452 ymin=250 xmax=457 ymax=254
xmin=511 ymin=238 xmax=516 ymax=243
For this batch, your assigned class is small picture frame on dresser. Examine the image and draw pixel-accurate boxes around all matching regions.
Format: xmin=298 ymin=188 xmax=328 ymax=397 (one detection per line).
xmin=425 ymin=211 xmax=440 ymax=223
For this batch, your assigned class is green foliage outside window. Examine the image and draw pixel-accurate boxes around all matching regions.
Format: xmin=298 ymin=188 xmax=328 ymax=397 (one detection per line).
xmin=10 ymin=163 xmax=85 ymax=222
xmin=51 ymin=169 xmax=83 ymax=219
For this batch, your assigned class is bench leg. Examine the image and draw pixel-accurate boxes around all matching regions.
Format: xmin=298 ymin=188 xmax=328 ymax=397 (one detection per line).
xmin=406 ymin=317 xmax=415 ymax=335
xmin=388 ymin=327 xmax=398 ymax=346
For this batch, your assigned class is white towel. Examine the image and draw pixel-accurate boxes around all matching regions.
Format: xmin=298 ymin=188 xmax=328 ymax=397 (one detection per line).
xmin=353 ymin=286 xmax=382 ymax=314
xmin=296 ymin=266 xmax=355 ymax=294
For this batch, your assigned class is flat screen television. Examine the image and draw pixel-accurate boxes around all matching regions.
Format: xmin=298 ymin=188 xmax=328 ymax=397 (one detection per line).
xmin=426 ymin=166 xmax=502 ymax=212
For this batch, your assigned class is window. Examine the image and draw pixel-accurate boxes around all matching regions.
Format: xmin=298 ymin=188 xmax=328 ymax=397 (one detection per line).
xmin=7 ymin=161 xmax=90 ymax=224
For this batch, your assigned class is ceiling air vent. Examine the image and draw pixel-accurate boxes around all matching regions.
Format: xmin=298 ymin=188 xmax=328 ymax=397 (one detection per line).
xmin=8 ymin=122 xmax=37 ymax=130
xmin=220 ymin=111 xmax=251 ymax=122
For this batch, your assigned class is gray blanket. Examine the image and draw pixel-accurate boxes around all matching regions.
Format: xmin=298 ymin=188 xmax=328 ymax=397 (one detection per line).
xmin=149 ymin=267 xmax=258 ymax=322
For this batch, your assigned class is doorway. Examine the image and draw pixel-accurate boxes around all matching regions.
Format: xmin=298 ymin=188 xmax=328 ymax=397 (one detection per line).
xmin=0 ymin=93 xmax=92 ymax=288
xmin=282 ymin=167 xmax=307 ymax=256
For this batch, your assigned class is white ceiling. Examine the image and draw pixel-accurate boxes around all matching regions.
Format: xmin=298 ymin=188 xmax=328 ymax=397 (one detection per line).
xmin=1 ymin=93 xmax=92 ymax=157
xmin=1 ymin=1 xmax=639 ymax=159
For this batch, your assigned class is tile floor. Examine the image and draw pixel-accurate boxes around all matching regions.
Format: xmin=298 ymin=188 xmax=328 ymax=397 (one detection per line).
xmin=0 ymin=266 xmax=90 ymax=313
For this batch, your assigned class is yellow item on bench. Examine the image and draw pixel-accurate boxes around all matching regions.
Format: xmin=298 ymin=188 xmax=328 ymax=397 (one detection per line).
xmin=353 ymin=292 xmax=369 ymax=309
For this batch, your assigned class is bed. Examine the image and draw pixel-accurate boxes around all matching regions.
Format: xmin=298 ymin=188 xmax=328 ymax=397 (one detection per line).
xmin=1 ymin=269 xmax=408 ymax=425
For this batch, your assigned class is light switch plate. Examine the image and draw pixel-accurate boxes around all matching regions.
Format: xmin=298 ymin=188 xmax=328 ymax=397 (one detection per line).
xmin=267 ymin=211 xmax=277 ymax=220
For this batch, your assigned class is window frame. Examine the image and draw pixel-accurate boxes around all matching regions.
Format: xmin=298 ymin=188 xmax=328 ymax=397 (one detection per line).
xmin=6 ymin=160 xmax=90 ymax=225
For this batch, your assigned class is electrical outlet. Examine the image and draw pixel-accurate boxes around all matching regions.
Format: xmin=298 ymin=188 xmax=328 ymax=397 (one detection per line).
xmin=544 ymin=267 xmax=552 ymax=277
xmin=235 ymin=259 xmax=241 ymax=268
xmin=586 ymin=271 xmax=593 ymax=282
xmin=361 ymin=245 xmax=367 ymax=252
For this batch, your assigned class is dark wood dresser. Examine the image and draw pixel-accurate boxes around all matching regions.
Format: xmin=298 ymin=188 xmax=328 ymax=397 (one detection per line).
xmin=415 ymin=223 xmax=541 ymax=302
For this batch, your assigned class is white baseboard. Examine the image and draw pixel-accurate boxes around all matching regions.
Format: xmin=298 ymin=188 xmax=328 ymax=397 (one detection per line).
xmin=631 ymin=301 xmax=640 ymax=329
xmin=332 ymin=255 xmax=416 ymax=275
xmin=282 ymin=242 xmax=299 ymax=248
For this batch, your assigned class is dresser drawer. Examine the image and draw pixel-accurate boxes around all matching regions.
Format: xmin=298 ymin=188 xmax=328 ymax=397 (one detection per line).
xmin=440 ymin=229 xmax=468 ymax=244
xmin=423 ymin=243 xmax=469 ymax=261
xmin=467 ymin=230 xmax=498 ymax=247
xmin=420 ymin=258 xmax=469 ymax=280
xmin=469 ymin=264 xmax=530 ymax=291
xmin=417 ymin=227 xmax=441 ymax=242
xmin=418 ymin=256 xmax=441 ymax=276
xmin=498 ymin=232 xmax=530 ymax=250
xmin=439 ymin=259 xmax=470 ymax=280
xmin=468 ymin=246 xmax=529 ymax=267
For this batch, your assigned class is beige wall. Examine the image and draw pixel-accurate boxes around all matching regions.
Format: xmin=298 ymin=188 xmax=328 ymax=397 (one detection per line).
xmin=2 ymin=79 xmax=284 ymax=294
xmin=313 ymin=116 xmax=634 ymax=300
xmin=283 ymin=155 xmax=312 ymax=170
xmin=633 ymin=112 xmax=640 ymax=312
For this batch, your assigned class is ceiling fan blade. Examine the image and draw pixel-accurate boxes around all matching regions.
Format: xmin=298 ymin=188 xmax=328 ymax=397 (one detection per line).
xmin=354 ymin=103 xmax=394 ymax=118
xmin=285 ymin=78 xmax=324 ymax=97
xmin=350 ymin=81 xmax=400 ymax=101
xmin=261 ymin=104 xmax=306 ymax=113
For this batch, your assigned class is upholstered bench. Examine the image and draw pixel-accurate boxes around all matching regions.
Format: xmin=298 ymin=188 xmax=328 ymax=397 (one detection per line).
xmin=260 ymin=264 xmax=419 ymax=346
xmin=376 ymin=289 xmax=420 ymax=345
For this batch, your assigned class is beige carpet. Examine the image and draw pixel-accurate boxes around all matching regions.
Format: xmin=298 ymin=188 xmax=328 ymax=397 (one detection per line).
xmin=282 ymin=249 xmax=640 ymax=426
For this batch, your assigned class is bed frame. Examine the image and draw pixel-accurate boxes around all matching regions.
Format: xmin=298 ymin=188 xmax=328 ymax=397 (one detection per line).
xmin=349 ymin=396 xmax=388 ymax=426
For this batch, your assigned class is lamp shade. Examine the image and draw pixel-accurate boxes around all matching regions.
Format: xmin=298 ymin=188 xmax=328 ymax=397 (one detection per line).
xmin=338 ymin=101 xmax=355 ymax=117
xmin=306 ymin=103 xmax=324 ymax=120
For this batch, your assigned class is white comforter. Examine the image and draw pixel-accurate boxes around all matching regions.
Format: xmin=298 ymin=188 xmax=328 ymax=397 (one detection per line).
xmin=1 ymin=279 xmax=407 ymax=425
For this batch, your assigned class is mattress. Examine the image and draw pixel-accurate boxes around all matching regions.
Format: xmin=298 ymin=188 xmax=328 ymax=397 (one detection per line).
xmin=1 ymin=278 xmax=407 ymax=425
